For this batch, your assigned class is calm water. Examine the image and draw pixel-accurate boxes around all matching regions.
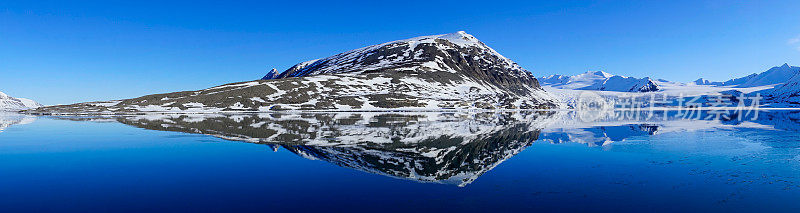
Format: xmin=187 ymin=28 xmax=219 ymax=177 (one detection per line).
xmin=1 ymin=111 xmax=799 ymax=212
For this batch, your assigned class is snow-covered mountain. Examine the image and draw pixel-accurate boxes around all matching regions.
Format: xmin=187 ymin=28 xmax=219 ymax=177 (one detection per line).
xmin=0 ymin=91 xmax=42 ymax=111
xmin=537 ymin=64 xmax=800 ymax=108
xmin=267 ymin=31 xmax=556 ymax=105
xmin=276 ymin=31 xmax=529 ymax=79
xmin=765 ymin=67 xmax=800 ymax=105
xmin=694 ymin=64 xmax=800 ymax=87
xmin=538 ymin=71 xmax=660 ymax=92
xmin=689 ymin=64 xmax=800 ymax=106
xmin=723 ymin=63 xmax=799 ymax=87
xmin=27 ymin=31 xmax=559 ymax=114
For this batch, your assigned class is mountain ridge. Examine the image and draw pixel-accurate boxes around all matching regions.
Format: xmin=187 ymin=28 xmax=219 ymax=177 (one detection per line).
xmin=693 ymin=64 xmax=800 ymax=87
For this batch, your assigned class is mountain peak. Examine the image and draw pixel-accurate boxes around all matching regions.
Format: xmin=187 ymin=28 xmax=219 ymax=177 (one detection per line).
xmin=437 ymin=31 xmax=480 ymax=46
xmin=261 ymin=68 xmax=280 ymax=80
xmin=694 ymin=78 xmax=709 ymax=84
xmin=585 ymin=70 xmax=613 ymax=78
xmin=445 ymin=31 xmax=469 ymax=37
xmin=781 ymin=63 xmax=791 ymax=68
xmin=274 ymin=31 xmax=525 ymax=80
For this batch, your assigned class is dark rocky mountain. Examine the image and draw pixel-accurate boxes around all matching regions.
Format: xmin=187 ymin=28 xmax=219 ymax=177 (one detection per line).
xmin=26 ymin=31 xmax=559 ymax=114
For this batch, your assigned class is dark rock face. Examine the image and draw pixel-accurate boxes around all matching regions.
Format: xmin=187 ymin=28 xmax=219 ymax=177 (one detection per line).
xmin=635 ymin=79 xmax=660 ymax=92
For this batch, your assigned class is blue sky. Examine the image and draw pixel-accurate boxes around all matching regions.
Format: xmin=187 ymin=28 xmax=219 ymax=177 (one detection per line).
xmin=2 ymin=0 xmax=799 ymax=105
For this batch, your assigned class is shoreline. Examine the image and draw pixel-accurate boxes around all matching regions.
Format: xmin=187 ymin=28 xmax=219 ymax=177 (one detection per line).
xmin=12 ymin=107 xmax=800 ymax=116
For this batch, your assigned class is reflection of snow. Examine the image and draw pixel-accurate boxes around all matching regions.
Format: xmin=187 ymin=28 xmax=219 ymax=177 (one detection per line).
xmin=97 ymin=111 xmax=556 ymax=187
xmin=0 ymin=113 xmax=37 ymax=133
xmin=538 ymin=110 xmax=787 ymax=147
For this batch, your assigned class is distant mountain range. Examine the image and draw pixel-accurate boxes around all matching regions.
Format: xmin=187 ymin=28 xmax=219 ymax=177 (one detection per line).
xmin=538 ymin=71 xmax=660 ymax=92
xmin=533 ymin=64 xmax=800 ymax=108
xmin=539 ymin=63 xmax=800 ymax=95
xmin=0 ymin=91 xmax=41 ymax=111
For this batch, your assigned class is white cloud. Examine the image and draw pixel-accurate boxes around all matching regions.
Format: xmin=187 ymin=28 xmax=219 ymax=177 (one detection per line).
xmin=789 ymin=37 xmax=800 ymax=44
xmin=790 ymin=35 xmax=800 ymax=51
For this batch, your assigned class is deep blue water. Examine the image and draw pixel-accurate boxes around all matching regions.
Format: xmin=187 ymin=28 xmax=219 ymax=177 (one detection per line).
xmin=1 ymin=111 xmax=799 ymax=212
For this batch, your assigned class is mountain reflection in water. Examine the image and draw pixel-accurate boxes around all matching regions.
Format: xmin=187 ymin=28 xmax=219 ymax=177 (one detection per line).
xmin=0 ymin=113 xmax=36 ymax=133
xmin=51 ymin=110 xmax=800 ymax=186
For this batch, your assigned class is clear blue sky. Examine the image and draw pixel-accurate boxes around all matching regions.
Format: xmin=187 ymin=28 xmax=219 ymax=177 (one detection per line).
xmin=2 ymin=0 xmax=799 ymax=105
